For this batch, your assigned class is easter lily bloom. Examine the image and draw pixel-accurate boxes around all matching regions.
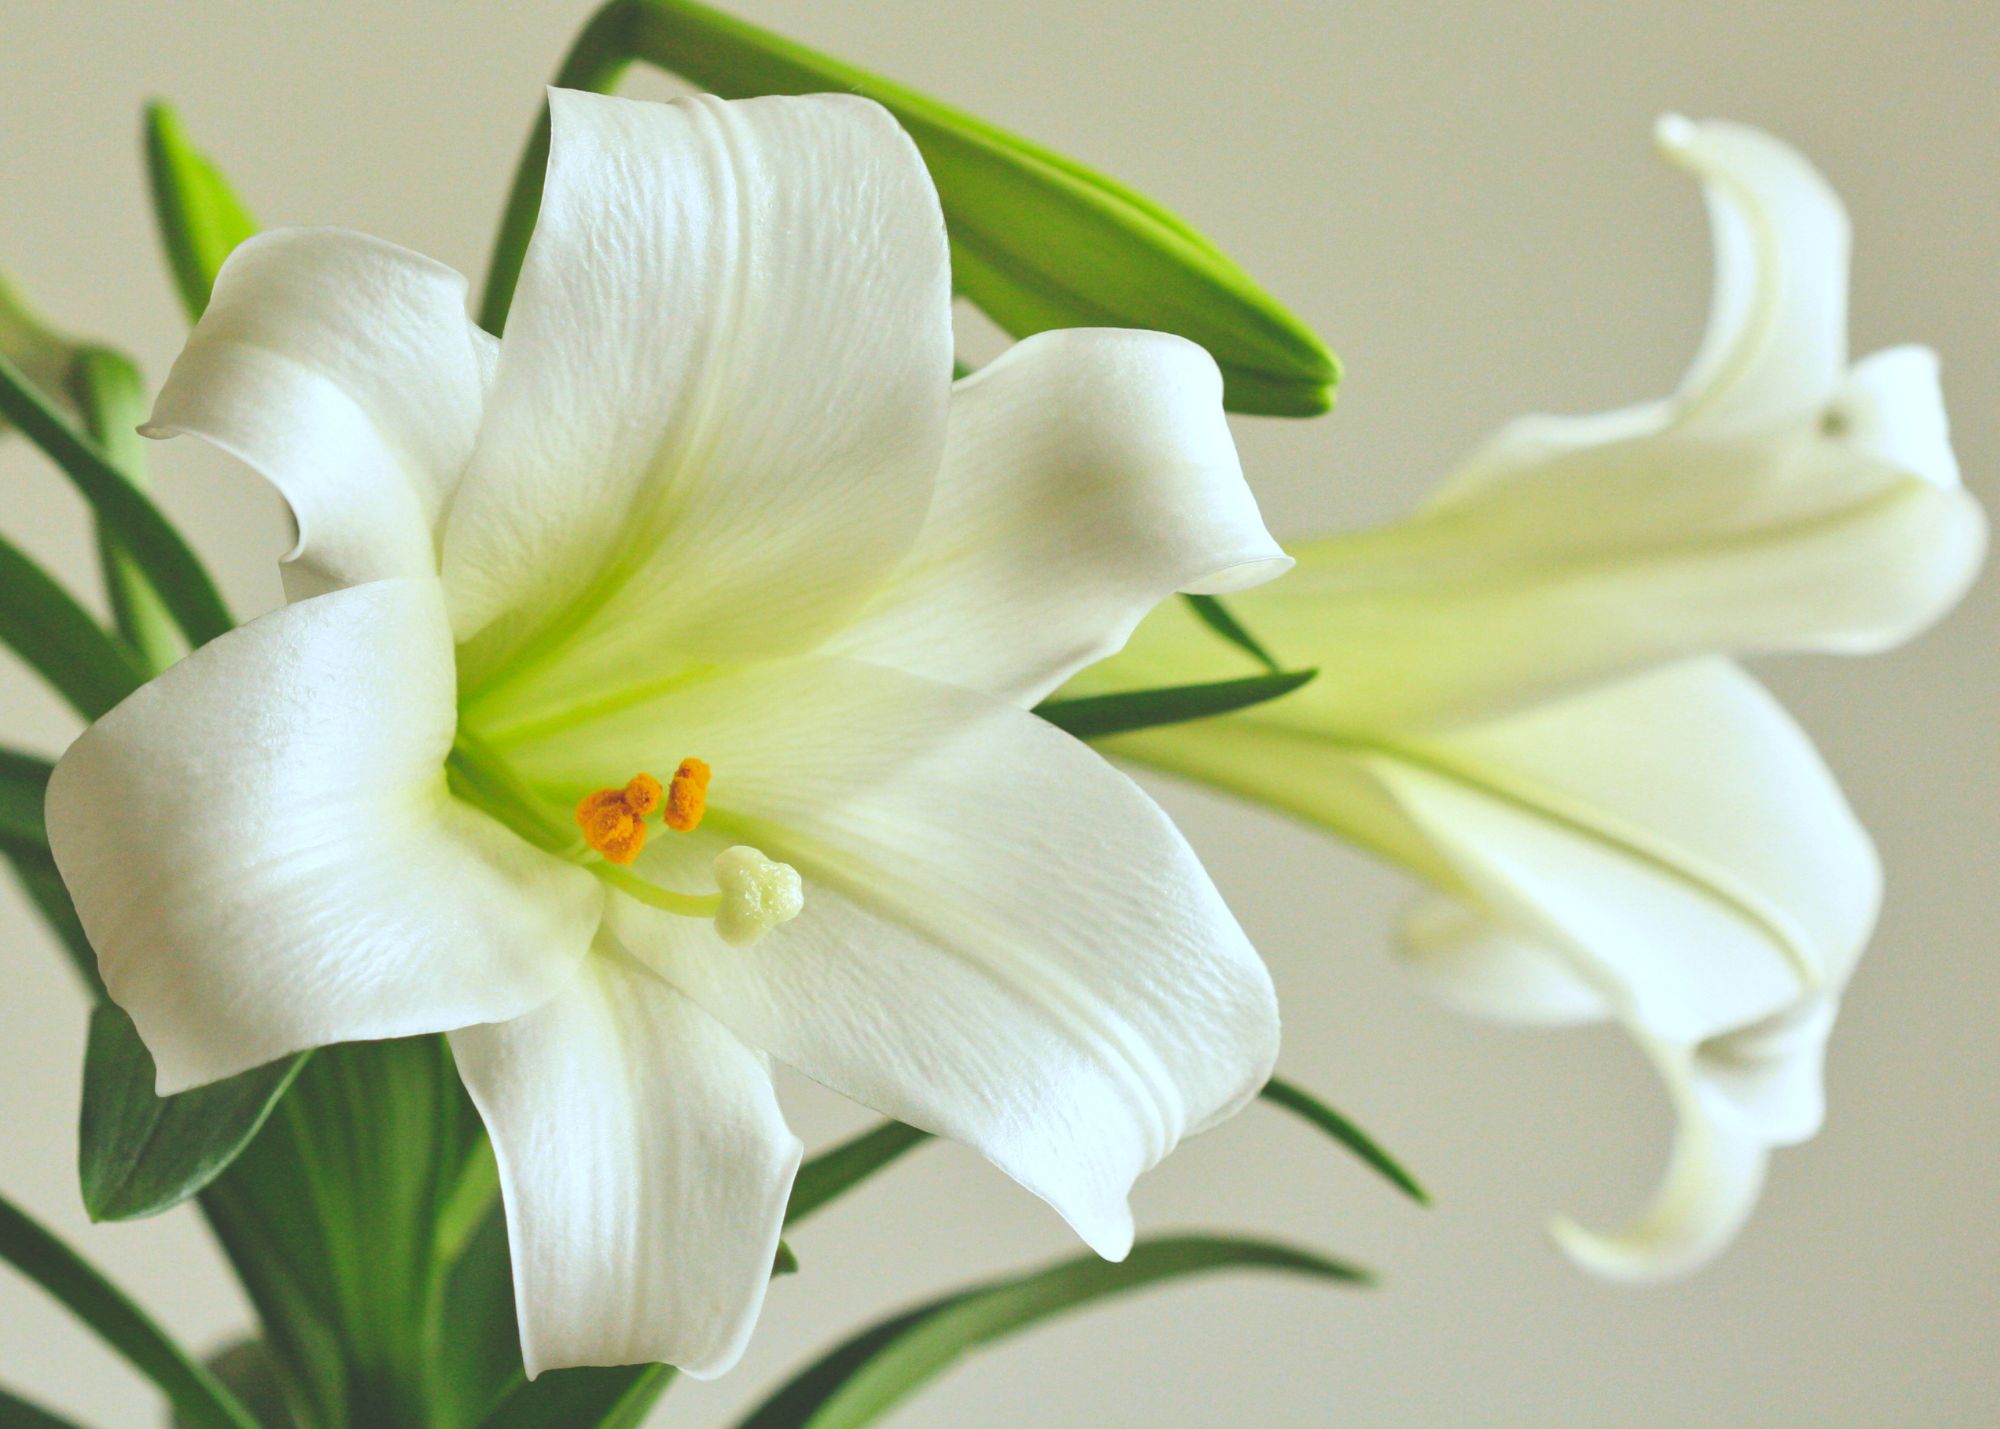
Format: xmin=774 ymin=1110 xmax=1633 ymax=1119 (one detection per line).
xmin=1079 ymin=117 xmax=1983 ymax=1277
xmin=44 ymin=90 xmax=1289 ymax=1376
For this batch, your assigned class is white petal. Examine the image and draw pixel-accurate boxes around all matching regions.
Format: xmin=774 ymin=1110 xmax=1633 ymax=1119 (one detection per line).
xmin=143 ymin=228 xmax=493 ymax=600
xmin=502 ymin=656 xmax=1279 ymax=1258
xmin=1171 ymin=423 xmax=1984 ymax=731
xmin=1426 ymin=659 xmax=1880 ymax=997
xmin=46 ymin=579 xmax=601 ymax=1093
xmin=1551 ymin=1036 xmax=1769 ymax=1281
xmin=444 ymin=91 xmax=951 ymax=710
xmin=1112 ymin=659 xmax=1875 ymax=1046
xmin=829 ymin=329 xmax=1289 ymax=704
xmin=1654 ymin=115 xmax=1849 ymax=433
xmin=1395 ymin=897 xmax=1610 ymax=1028
xmin=1695 ymin=994 xmax=1837 ymax=1147
xmin=450 ymin=946 xmax=800 ymax=1379
xmin=1832 ymin=344 xmax=1962 ymax=490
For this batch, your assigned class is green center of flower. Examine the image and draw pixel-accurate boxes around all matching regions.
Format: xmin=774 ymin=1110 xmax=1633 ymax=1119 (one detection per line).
xmin=445 ymin=733 xmax=803 ymax=946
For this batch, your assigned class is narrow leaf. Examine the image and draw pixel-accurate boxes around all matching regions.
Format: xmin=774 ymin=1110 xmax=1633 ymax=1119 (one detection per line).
xmin=68 ymin=347 xmax=182 ymax=673
xmin=738 ymin=1235 xmax=1370 ymax=1429
xmin=172 ymin=1340 xmax=297 ymax=1429
xmin=1260 ymin=1076 xmax=1429 ymax=1206
xmin=0 ymin=747 xmax=53 ymax=851
xmin=79 ymin=1003 xmax=306 ymax=1223
xmin=0 ymin=267 xmax=77 ymax=434
xmin=0 ymin=531 xmax=146 ymax=721
xmin=480 ymin=0 xmax=1339 ymax=415
xmin=787 ymin=1120 xmax=930 ymax=1227
xmin=0 ymin=1190 xmax=259 ymax=1429
xmin=1036 ymin=668 xmax=1316 ymax=741
xmin=6 ymin=848 xmax=101 ymax=998
xmin=476 ymin=1366 xmax=675 ymax=1429
xmin=0 ymin=352 xmax=232 ymax=649
xmin=1185 ymin=592 xmax=1280 ymax=670
xmin=144 ymin=103 xmax=258 ymax=322
xmin=0 ymin=1383 xmax=87 ymax=1428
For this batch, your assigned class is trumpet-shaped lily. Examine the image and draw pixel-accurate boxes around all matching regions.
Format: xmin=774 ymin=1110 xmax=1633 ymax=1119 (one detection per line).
xmin=1077 ymin=117 xmax=1983 ymax=1277
xmin=44 ymin=89 xmax=1290 ymax=1376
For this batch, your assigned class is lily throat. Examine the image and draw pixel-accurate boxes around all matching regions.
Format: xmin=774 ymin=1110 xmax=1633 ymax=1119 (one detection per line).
xmin=446 ymin=735 xmax=802 ymax=946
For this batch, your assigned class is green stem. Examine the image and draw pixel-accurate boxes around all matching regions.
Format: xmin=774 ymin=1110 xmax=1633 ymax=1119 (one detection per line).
xmin=0 ymin=1190 xmax=259 ymax=1429
xmin=0 ymin=351 xmax=231 ymax=649
xmin=67 ymin=347 xmax=183 ymax=674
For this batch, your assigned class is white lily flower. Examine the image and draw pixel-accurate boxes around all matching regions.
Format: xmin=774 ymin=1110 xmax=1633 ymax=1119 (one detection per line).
xmin=1077 ymin=117 xmax=1983 ymax=1278
xmin=43 ymin=89 xmax=1290 ymax=1377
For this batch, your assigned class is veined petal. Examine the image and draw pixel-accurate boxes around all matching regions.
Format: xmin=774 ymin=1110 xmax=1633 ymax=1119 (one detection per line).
xmin=503 ymin=656 xmax=1278 ymax=1258
xmin=450 ymin=945 xmax=800 ymax=1378
xmin=1110 ymin=660 xmax=1875 ymax=1045
xmin=445 ymin=91 xmax=951 ymax=712
xmin=1121 ymin=420 xmax=1983 ymax=731
xmin=1655 ymin=115 xmax=1849 ymax=434
xmin=143 ymin=228 xmax=494 ymax=601
xmin=828 ymin=329 xmax=1289 ymax=705
xmin=1550 ymin=1035 xmax=1769 ymax=1282
xmin=46 ymin=579 xmax=601 ymax=1093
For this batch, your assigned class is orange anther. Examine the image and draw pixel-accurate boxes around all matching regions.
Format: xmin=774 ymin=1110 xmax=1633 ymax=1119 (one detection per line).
xmin=575 ymin=786 xmax=647 ymax=865
xmin=622 ymin=772 xmax=664 ymax=816
xmin=665 ymin=757 xmax=711 ymax=833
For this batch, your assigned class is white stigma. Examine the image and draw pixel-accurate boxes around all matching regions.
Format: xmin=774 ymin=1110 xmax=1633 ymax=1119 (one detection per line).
xmin=711 ymin=846 xmax=804 ymax=947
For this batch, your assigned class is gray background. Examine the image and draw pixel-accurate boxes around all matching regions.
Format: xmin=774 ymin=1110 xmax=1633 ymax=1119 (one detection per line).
xmin=1 ymin=2 xmax=1993 ymax=1424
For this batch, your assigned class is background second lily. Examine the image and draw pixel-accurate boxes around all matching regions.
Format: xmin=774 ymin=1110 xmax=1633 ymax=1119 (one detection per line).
xmin=0 ymin=0 xmax=1994 ymax=1423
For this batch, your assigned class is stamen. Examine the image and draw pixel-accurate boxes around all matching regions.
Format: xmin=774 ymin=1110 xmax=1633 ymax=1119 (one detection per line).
xmin=575 ymin=787 xmax=646 ymax=865
xmin=570 ymin=763 xmax=801 ymax=945
xmin=665 ymin=757 xmax=711 ymax=832
xmin=574 ymin=759 xmax=709 ymax=862
xmin=622 ymin=772 xmax=664 ymax=816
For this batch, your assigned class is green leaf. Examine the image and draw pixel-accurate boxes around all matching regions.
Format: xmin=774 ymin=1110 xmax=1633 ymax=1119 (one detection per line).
xmin=0 ymin=268 xmax=77 ymax=436
xmin=479 ymin=0 xmax=1338 ymax=416
xmin=1035 ymin=668 xmax=1316 ymax=741
xmin=737 ymin=1234 xmax=1370 ymax=1429
xmin=1184 ymin=592 xmax=1280 ymax=671
xmin=68 ymin=347 xmax=182 ymax=673
xmin=144 ymin=103 xmax=258 ymax=322
xmin=5 ymin=847 xmax=101 ymax=998
xmin=0 ymin=1382 xmax=87 ymax=1428
xmin=1260 ymin=1076 xmax=1429 ymax=1206
xmin=433 ymin=1205 xmax=522 ymax=1429
xmin=0 ymin=352 xmax=232 ymax=650
xmin=173 ymin=1341 xmax=297 ymax=1429
xmin=199 ymin=1038 xmax=486 ymax=1427
xmin=0 ymin=747 xmax=53 ymax=852
xmin=0 ymin=529 xmax=146 ymax=721
xmin=0 ymin=1189 xmax=259 ymax=1429
xmin=476 ymin=1366 xmax=675 ymax=1429
xmin=787 ymin=1120 xmax=930 ymax=1227
xmin=79 ymin=1003 xmax=307 ymax=1223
